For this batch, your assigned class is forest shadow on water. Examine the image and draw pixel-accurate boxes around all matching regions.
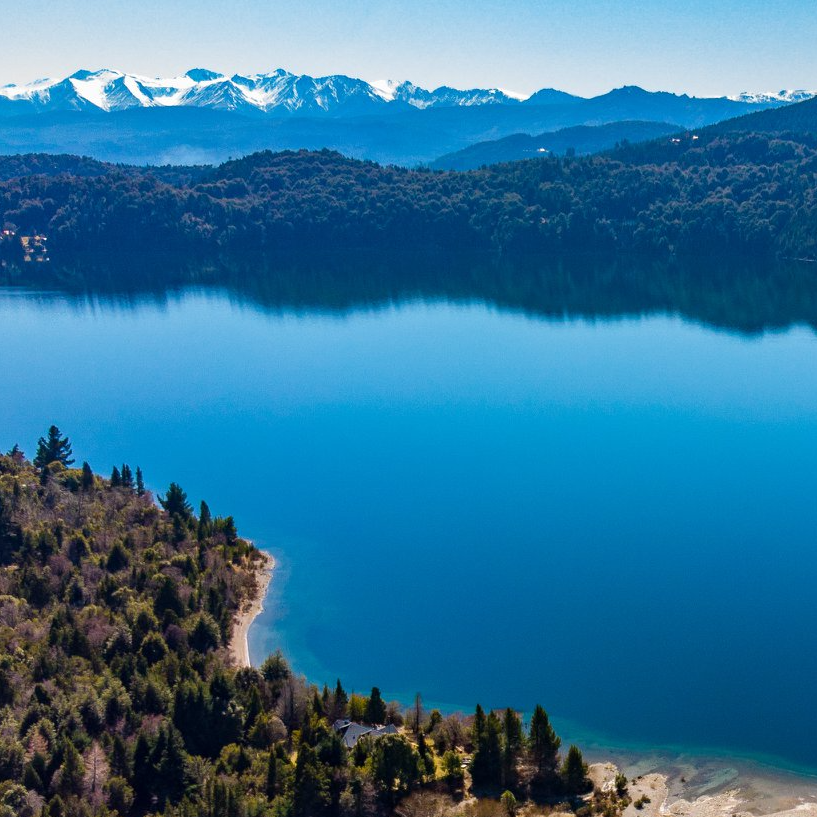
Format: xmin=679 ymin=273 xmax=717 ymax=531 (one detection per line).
xmin=6 ymin=249 xmax=817 ymax=335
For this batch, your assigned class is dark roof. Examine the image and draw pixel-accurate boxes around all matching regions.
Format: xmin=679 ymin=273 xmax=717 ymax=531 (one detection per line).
xmin=339 ymin=722 xmax=375 ymax=749
xmin=332 ymin=719 xmax=399 ymax=748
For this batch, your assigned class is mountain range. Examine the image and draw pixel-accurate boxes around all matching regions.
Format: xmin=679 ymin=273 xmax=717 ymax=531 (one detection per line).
xmin=1 ymin=68 xmax=816 ymax=167
xmin=0 ymin=69 xmax=550 ymax=116
xmin=1 ymin=68 xmax=813 ymax=118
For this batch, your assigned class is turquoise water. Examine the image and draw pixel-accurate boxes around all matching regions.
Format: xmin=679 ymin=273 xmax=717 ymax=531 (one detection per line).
xmin=2 ymin=285 xmax=817 ymax=770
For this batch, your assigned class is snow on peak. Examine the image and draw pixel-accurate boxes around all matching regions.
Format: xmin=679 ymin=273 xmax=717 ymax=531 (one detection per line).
xmin=731 ymin=89 xmax=817 ymax=104
xmin=1 ymin=68 xmax=814 ymax=117
xmin=370 ymin=79 xmax=403 ymax=101
xmin=497 ymin=88 xmax=528 ymax=101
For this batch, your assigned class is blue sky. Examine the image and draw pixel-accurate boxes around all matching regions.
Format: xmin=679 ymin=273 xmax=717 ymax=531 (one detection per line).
xmin=1 ymin=0 xmax=815 ymax=97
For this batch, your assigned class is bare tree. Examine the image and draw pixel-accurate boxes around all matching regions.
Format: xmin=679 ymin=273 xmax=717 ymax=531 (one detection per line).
xmin=83 ymin=741 xmax=109 ymax=807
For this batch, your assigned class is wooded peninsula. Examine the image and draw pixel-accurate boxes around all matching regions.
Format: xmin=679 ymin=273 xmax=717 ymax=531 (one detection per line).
xmin=0 ymin=427 xmax=624 ymax=817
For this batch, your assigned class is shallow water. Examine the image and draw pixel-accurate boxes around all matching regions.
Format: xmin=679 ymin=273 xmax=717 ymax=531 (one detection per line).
xmin=2 ymin=284 xmax=817 ymax=770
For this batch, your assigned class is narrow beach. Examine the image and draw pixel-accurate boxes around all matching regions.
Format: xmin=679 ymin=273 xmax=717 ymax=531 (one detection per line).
xmin=230 ymin=551 xmax=275 ymax=668
xmin=589 ymin=754 xmax=817 ymax=817
xmin=227 ymin=547 xmax=817 ymax=815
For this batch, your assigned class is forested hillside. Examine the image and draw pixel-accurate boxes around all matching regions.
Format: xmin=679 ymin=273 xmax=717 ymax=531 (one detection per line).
xmin=3 ymin=130 xmax=817 ymax=268
xmin=429 ymin=121 xmax=679 ymax=170
xmin=0 ymin=429 xmax=598 ymax=817
xmin=709 ymin=95 xmax=817 ymax=137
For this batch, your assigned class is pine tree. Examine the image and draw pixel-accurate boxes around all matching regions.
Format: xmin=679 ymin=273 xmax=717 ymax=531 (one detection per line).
xmin=33 ymin=425 xmax=74 ymax=469
xmin=471 ymin=709 xmax=502 ymax=789
xmin=561 ymin=745 xmax=588 ymax=793
xmin=364 ymin=686 xmax=387 ymax=725
xmin=265 ymin=751 xmax=277 ymax=798
xmin=121 ymin=464 xmax=133 ymax=490
xmin=154 ymin=575 xmax=185 ymax=618
xmin=110 ymin=734 xmax=131 ymax=778
xmin=160 ymin=482 xmax=192 ymax=520
xmin=198 ymin=500 xmax=212 ymax=540
xmin=293 ymin=744 xmax=329 ymax=817
xmin=529 ymin=704 xmax=561 ymax=779
xmin=110 ymin=466 xmax=121 ymax=488
xmin=81 ymin=462 xmax=94 ymax=491
xmin=244 ymin=685 xmax=263 ymax=731
xmin=312 ymin=687 xmax=325 ymax=718
xmin=501 ymin=708 xmax=523 ymax=788
xmin=58 ymin=739 xmax=85 ymax=797
xmin=472 ymin=703 xmax=486 ymax=748
xmin=154 ymin=724 xmax=187 ymax=807
xmin=135 ymin=466 xmax=145 ymax=496
xmin=412 ymin=692 xmax=424 ymax=735
xmin=332 ymin=679 xmax=348 ymax=721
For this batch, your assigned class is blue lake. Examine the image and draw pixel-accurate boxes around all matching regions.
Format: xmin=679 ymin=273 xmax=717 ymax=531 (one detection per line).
xmin=1 ymin=284 xmax=817 ymax=771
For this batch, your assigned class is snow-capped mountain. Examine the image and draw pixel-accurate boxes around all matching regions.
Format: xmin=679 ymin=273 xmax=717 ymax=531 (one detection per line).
xmin=371 ymin=79 xmax=528 ymax=109
xmin=1 ymin=67 xmax=813 ymax=123
xmin=730 ymin=90 xmax=817 ymax=105
xmin=0 ymin=68 xmax=534 ymax=116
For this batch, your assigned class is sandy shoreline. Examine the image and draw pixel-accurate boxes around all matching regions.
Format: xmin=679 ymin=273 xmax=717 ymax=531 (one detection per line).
xmin=225 ymin=551 xmax=817 ymax=815
xmin=229 ymin=550 xmax=275 ymax=668
xmin=589 ymin=753 xmax=817 ymax=817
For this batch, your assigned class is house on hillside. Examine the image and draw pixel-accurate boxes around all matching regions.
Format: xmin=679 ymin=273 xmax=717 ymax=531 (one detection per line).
xmin=332 ymin=719 xmax=399 ymax=749
xmin=20 ymin=234 xmax=49 ymax=263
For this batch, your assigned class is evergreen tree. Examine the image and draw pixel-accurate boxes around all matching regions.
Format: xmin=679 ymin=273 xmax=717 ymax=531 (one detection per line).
xmin=58 ymin=739 xmax=84 ymax=797
xmin=244 ymin=685 xmax=263 ymax=731
xmin=34 ymin=426 xmax=74 ymax=469
xmin=312 ymin=687 xmax=325 ymax=718
xmin=472 ymin=703 xmax=486 ymax=748
xmin=106 ymin=541 xmax=129 ymax=572
xmin=416 ymin=732 xmax=434 ymax=778
xmin=529 ymin=704 xmax=561 ymax=779
xmin=292 ymin=744 xmax=329 ymax=817
xmin=110 ymin=466 xmax=121 ymax=488
xmin=110 ymin=735 xmax=131 ymax=778
xmin=332 ymin=679 xmax=348 ymax=721
xmin=501 ymin=708 xmax=523 ymax=788
xmin=265 ymin=750 xmax=277 ymax=798
xmin=561 ymin=745 xmax=589 ymax=793
xmin=412 ymin=692 xmax=424 ymax=736
xmin=471 ymin=710 xmax=502 ymax=790
xmin=364 ymin=686 xmax=387 ymax=725
xmin=135 ymin=466 xmax=145 ymax=496
xmin=155 ymin=725 xmax=187 ymax=806
xmin=198 ymin=500 xmax=212 ymax=540
xmin=121 ymin=464 xmax=133 ymax=490
xmin=160 ymin=482 xmax=192 ymax=520
xmin=369 ymin=735 xmax=422 ymax=804
xmin=154 ymin=575 xmax=185 ymax=618
xmin=80 ymin=462 xmax=94 ymax=491
xmin=23 ymin=760 xmax=44 ymax=793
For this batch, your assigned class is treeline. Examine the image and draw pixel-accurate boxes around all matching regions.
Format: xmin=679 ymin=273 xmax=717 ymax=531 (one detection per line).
xmin=0 ymin=427 xmax=598 ymax=817
xmin=2 ymin=131 xmax=817 ymax=263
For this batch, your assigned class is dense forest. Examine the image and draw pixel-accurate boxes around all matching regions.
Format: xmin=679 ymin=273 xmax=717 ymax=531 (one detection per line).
xmin=0 ymin=428 xmax=613 ymax=817
xmin=2 ymin=129 xmax=817 ymax=268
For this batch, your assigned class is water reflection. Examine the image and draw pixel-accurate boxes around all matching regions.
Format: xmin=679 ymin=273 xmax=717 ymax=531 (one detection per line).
xmin=5 ymin=250 xmax=817 ymax=335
